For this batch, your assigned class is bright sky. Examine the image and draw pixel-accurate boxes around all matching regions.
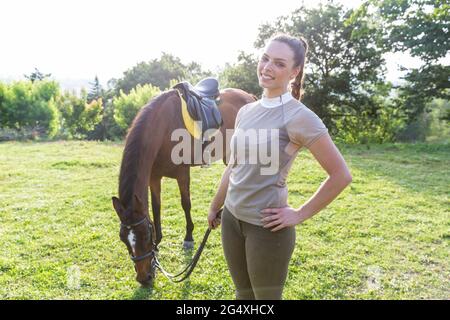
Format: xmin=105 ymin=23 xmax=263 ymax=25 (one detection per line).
xmin=1 ymin=0 xmax=423 ymax=86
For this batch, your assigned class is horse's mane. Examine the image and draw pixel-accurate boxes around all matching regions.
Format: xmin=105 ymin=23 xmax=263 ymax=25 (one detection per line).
xmin=118 ymin=90 xmax=176 ymax=206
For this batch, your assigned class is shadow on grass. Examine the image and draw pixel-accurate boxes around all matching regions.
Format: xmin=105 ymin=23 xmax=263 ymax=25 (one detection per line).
xmin=131 ymin=286 xmax=155 ymax=300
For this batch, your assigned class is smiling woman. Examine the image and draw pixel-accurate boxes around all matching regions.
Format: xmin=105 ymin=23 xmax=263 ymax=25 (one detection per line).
xmin=207 ymin=33 xmax=353 ymax=300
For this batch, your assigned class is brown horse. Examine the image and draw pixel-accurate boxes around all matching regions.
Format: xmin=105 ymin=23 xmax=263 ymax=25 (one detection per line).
xmin=112 ymin=87 xmax=255 ymax=286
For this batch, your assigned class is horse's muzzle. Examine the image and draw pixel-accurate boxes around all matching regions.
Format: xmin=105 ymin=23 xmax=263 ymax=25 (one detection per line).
xmin=137 ymin=274 xmax=154 ymax=287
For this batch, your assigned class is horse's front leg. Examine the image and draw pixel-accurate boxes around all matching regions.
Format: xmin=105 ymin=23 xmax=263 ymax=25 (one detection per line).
xmin=150 ymin=176 xmax=163 ymax=250
xmin=177 ymin=167 xmax=194 ymax=249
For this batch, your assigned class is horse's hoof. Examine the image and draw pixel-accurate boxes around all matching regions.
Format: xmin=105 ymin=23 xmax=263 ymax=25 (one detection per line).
xmin=183 ymin=241 xmax=194 ymax=249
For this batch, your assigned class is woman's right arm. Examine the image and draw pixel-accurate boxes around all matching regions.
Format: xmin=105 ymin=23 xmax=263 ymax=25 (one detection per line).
xmin=208 ymin=163 xmax=233 ymax=229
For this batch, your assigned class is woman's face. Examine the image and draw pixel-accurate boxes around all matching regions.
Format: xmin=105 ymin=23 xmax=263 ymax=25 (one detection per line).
xmin=257 ymin=40 xmax=299 ymax=97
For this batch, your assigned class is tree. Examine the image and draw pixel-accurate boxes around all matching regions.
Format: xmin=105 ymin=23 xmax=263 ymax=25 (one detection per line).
xmin=185 ymin=61 xmax=214 ymax=86
xmin=87 ymin=75 xmax=104 ymax=103
xmin=357 ymin=0 xmax=450 ymax=123
xmin=396 ymin=64 xmax=450 ymax=121
xmin=24 ymin=68 xmax=52 ymax=83
xmin=113 ymin=84 xmax=161 ymax=130
xmin=113 ymin=53 xmax=212 ymax=94
xmin=57 ymin=89 xmax=102 ymax=139
xmin=0 ymin=80 xmax=60 ymax=138
xmin=86 ymin=75 xmax=111 ymax=140
xmin=371 ymin=0 xmax=448 ymax=62
xmin=219 ymin=52 xmax=262 ymax=96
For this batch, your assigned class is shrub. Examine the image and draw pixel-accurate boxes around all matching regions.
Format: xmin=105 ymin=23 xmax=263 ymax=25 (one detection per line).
xmin=113 ymin=84 xmax=160 ymax=130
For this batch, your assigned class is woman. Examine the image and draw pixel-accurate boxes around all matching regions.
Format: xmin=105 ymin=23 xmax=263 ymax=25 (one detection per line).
xmin=208 ymin=34 xmax=352 ymax=300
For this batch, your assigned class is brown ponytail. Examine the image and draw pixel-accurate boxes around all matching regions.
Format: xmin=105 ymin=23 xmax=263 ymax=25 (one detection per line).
xmin=271 ymin=34 xmax=308 ymax=101
xmin=291 ymin=68 xmax=304 ymax=101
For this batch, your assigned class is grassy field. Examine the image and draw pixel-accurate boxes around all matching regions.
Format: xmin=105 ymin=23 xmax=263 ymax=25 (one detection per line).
xmin=0 ymin=140 xmax=448 ymax=300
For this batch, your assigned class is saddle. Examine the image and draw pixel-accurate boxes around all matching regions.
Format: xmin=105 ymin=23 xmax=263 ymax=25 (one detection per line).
xmin=173 ymin=77 xmax=222 ymax=141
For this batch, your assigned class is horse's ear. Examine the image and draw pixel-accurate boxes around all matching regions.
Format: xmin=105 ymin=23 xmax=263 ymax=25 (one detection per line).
xmin=133 ymin=194 xmax=144 ymax=213
xmin=112 ymin=196 xmax=125 ymax=217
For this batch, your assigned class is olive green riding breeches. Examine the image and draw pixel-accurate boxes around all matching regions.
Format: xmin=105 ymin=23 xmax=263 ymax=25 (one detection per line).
xmin=221 ymin=206 xmax=296 ymax=300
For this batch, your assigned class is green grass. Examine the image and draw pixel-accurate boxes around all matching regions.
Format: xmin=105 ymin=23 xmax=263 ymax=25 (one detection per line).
xmin=0 ymin=140 xmax=448 ymax=299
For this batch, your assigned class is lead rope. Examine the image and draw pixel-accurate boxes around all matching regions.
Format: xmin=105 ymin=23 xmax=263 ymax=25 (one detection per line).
xmin=154 ymin=209 xmax=222 ymax=283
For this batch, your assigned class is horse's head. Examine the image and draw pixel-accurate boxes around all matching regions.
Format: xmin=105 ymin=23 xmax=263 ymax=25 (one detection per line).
xmin=112 ymin=194 xmax=156 ymax=287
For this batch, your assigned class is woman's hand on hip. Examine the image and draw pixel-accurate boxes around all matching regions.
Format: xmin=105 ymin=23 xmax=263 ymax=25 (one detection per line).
xmin=261 ymin=206 xmax=304 ymax=232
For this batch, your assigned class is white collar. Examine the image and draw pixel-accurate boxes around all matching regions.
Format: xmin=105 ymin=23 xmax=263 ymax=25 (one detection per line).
xmin=261 ymin=91 xmax=294 ymax=108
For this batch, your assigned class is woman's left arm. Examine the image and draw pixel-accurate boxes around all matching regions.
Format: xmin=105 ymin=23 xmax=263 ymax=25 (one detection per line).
xmin=261 ymin=133 xmax=352 ymax=231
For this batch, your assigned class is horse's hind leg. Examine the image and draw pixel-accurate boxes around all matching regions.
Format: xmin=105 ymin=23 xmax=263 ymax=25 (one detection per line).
xmin=150 ymin=176 xmax=163 ymax=250
xmin=177 ymin=168 xmax=194 ymax=249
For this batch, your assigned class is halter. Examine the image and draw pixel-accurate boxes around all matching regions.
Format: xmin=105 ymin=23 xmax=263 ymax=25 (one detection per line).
xmin=120 ymin=209 xmax=223 ymax=283
xmin=120 ymin=217 xmax=156 ymax=263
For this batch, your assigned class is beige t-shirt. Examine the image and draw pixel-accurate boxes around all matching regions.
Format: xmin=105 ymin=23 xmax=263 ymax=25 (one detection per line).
xmin=224 ymin=97 xmax=328 ymax=226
